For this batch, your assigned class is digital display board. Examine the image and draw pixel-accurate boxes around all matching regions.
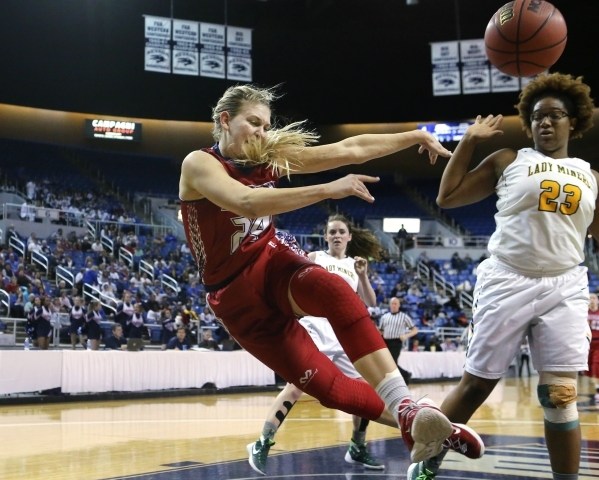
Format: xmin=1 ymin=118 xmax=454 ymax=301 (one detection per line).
xmin=85 ymin=119 xmax=142 ymax=141
xmin=417 ymin=121 xmax=473 ymax=143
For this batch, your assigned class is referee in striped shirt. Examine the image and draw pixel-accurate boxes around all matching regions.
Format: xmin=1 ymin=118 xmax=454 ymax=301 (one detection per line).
xmin=378 ymin=297 xmax=418 ymax=384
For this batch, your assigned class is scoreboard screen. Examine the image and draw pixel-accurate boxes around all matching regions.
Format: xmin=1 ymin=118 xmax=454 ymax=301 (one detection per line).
xmin=85 ymin=119 xmax=142 ymax=141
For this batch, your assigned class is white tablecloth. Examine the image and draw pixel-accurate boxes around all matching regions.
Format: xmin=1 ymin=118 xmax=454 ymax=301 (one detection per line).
xmin=398 ymin=351 xmax=466 ymax=380
xmin=0 ymin=349 xmax=462 ymax=395
xmin=61 ymin=349 xmax=276 ymax=393
xmin=0 ymin=350 xmax=63 ymax=394
xmin=0 ymin=349 xmax=275 ymax=394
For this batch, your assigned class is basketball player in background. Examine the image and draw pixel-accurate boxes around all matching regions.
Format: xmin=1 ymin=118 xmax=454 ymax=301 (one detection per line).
xmin=248 ymin=214 xmax=390 ymax=474
xmin=179 ymin=84 xmax=484 ymax=472
xmin=408 ymin=72 xmax=597 ymax=480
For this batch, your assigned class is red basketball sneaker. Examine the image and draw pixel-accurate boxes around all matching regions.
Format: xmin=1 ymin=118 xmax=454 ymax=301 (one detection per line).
xmin=399 ymin=398 xmax=485 ymax=462
xmin=443 ymin=423 xmax=485 ymax=459
xmin=397 ymin=398 xmax=452 ymax=463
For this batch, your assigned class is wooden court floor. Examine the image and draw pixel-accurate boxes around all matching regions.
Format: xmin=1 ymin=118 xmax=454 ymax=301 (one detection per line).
xmin=1 ymin=375 xmax=599 ymax=480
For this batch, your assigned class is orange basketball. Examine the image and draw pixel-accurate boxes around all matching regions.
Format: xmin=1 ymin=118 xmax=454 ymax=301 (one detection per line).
xmin=484 ymin=0 xmax=567 ymax=77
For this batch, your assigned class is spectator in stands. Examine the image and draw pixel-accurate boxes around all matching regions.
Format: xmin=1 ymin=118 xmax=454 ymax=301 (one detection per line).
xmin=198 ymin=329 xmax=220 ymax=350
xmin=166 ymin=326 xmax=191 ymax=351
xmin=302 ymin=237 xmax=315 ymax=252
xmin=179 ymin=84 xmax=476 ymax=470
xmin=79 ymin=235 xmax=92 ymax=253
xmin=180 ymin=241 xmax=191 ymax=257
xmin=25 ymin=180 xmax=37 ymax=200
xmin=378 ymin=297 xmax=417 ymax=384
xmin=396 ymin=224 xmax=408 ymax=257
xmin=426 ymin=335 xmax=442 ymax=352
xmin=160 ymin=307 xmax=176 ymax=350
xmin=441 ymin=337 xmax=457 ymax=352
xmin=433 ymin=311 xmax=452 ymax=329
xmin=104 ymin=323 xmax=127 ymax=350
xmin=85 ymin=300 xmax=104 ymax=350
xmin=20 ymin=201 xmax=35 ymax=221
xmin=68 ymin=296 xmax=87 ymax=349
xmin=27 ymin=233 xmax=42 ymax=255
xmin=91 ymin=238 xmax=103 ymax=253
xmin=34 ymin=295 xmax=54 ymax=350
xmin=127 ymin=303 xmax=147 ymax=344
xmin=82 ymin=265 xmax=99 ymax=287
xmin=411 ymin=73 xmax=596 ymax=480
xmin=199 ymin=305 xmax=216 ymax=327
xmin=450 ymin=252 xmax=466 ymax=272
xmin=11 ymin=290 xmax=25 ymax=318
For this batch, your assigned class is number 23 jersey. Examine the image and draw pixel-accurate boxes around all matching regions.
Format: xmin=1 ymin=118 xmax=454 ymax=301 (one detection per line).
xmin=488 ymin=148 xmax=598 ymax=276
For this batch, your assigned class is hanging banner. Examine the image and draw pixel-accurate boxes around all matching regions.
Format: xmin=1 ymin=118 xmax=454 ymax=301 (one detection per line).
xmin=144 ymin=15 xmax=171 ymax=73
xmin=173 ymin=19 xmax=199 ymax=76
xmin=490 ymin=67 xmax=520 ymax=92
xmin=460 ymin=39 xmax=490 ymax=95
xmin=227 ymin=26 xmax=252 ymax=82
xmin=431 ymin=41 xmax=461 ymax=96
xmin=200 ymin=22 xmax=226 ymax=79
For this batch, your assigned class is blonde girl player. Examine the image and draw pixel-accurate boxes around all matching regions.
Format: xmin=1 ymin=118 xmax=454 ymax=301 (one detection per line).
xmin=248 ymin=214 xmax=390 ymax=474
xmin=179 ymin=85 xmax=483 ymax=475
xmin=408 ymin=73 xmax=598 ymax=480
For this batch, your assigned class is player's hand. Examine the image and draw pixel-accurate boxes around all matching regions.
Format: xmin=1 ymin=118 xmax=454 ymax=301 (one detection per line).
xmin=326 ymin=174 xmax=380 ymax=202
xmin=416 ymin=131 xmax=453 ymax=165
xmin=465 ymin=114 xmax=504 ymax=142
xmin=354 ymin=256 xmax=368 ymax=275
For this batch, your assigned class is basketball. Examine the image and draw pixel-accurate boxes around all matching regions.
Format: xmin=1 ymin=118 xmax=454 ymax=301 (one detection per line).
xmin=484 ymin=0 xmax=567 ymax=77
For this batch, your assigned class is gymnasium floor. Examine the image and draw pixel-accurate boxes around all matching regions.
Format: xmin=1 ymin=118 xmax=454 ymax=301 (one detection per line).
xmin=2 ymin=375 xmax=599 ymax=480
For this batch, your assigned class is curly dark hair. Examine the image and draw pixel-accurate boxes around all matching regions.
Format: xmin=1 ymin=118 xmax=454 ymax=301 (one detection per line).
xmin=324 ymin=214 xmax=382 ymax=260
xmin=515 ymin=72 xmax=595 ymax=139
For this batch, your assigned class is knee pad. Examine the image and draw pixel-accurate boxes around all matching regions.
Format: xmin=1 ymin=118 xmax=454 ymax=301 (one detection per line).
xmin=537 ymin=372 xmax=579 ymax=427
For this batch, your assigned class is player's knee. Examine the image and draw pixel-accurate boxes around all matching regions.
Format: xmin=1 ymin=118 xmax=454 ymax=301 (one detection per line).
xmin=537 ymin=372 xmax=579 ymax=427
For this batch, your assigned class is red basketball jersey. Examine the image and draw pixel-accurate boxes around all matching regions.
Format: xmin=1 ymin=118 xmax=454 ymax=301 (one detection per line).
xmin=180 ymin=146 xmax=279 ymax=289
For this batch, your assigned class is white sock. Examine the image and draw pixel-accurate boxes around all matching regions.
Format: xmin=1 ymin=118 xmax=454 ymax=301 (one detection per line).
xmin=375 ymin=370 xmax=411 ymax=423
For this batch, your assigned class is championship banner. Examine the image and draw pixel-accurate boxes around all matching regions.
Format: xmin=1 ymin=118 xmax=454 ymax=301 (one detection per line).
xmin=227 ymin=26 xmax=252 ymax=82
xmin=144 ymin=15 xmax=171 ymax=73
xmin=173 ymin=19 xmax=199 ymax=76
xmin=200 ymin=22 xmax=226 ymax=79
xmin=490 ymin=66 xmax=520 ymax=92
xmin=431 ymin=41 xmax=461 ymax=96
xmin=460 ymin=39 xmax=490 ymax=95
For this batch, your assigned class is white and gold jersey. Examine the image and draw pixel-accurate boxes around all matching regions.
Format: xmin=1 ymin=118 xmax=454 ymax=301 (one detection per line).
xmin=311 ymin=251 xmax=359 ymax=292
xmin=488 ymin=148 xmax=598 ymax=276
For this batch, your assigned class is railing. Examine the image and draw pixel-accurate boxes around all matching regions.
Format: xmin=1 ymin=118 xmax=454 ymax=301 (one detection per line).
xmin=86 ymin=219 xmax=96 ymax=239
xmin=432 ymin=269 xmax=456 ymax=297
xmin=9 ymin=234 xmax=25 ymax=257
xmin=119 ymin=246 xmax=134 ymax=268
xmin=139 ymin=259 xmax=155 ymax=281
xmin=1 ymin=202 xmax=86 ymax=227
xmin=30 ymin=250 xmax=50 ymax=276
xmin=100 ymin=232 xmax=114 ymax=255
xmin=412 ymin=235 xmax=491 ymax=249
xmin=0 ymin=289 xmax=10 ymax=318
xmin=82 ymin=283 xmax=117 ymax=315
xmin=56 ymin=265 xmax=75 ymax=289
xmin=459 ymin=290 xmax=473 ymax=309
xmin=161 ymin=273 xmax=180 ymax=295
